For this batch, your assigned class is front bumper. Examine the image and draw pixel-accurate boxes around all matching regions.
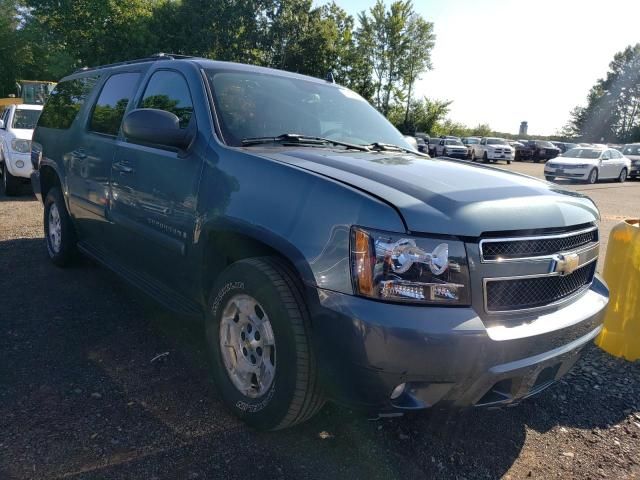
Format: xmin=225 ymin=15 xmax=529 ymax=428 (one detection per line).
xmin=630 ymin=165 xmax=640 ymax=177
xmin=4 ymin=152 xmax=33 ymax=179
xmin=487 ymin=151 xmax=514 ymax=161
xmin=544 ymin=165 xmax=589 ymax=180
xmin=309 ymin=275 xmax=608 ymax=411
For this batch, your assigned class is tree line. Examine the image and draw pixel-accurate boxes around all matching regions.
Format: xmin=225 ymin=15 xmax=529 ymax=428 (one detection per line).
xmin=1 ymin=0 xmax=458 ymax=133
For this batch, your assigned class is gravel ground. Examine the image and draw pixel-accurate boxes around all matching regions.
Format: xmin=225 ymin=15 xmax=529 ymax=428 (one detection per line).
xmin=1 ymin=171 xmax=639 ymax=480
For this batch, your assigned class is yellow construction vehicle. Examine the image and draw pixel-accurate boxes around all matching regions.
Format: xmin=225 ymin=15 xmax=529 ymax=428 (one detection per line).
xmin=0 ymin=80 xmax=56 ymax=108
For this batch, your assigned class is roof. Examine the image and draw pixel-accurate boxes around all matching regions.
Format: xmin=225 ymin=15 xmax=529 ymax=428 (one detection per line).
xmin=65 ymin=53 xmax=333 ymax=87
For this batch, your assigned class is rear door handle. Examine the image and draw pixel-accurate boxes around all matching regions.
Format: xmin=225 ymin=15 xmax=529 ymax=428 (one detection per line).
xmin=113 ymin=161 xmax=134 ymax=174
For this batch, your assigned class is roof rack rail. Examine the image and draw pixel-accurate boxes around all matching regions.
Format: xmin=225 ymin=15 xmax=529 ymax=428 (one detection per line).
xmin=73 ymin=53 xmax=195 ymax=74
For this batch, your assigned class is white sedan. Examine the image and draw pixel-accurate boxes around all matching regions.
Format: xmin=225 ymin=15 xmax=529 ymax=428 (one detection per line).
xmin=544 ymin=147 xmax=631 ymax=184
xmin=0 ymin=104 xmax=42 ymax=195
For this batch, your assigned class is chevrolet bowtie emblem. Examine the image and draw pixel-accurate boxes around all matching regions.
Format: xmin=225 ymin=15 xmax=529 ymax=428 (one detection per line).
xmin=550 ymin=253 xmax=580 ymax=275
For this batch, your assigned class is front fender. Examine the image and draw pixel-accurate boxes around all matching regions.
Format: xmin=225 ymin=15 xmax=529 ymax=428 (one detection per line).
xmin=196 ymin=146 xmax=406 ymax=294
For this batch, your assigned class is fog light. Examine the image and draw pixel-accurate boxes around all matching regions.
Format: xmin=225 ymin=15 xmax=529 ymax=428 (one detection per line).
xmin=15 ymin=160 xmax=24 ymax=168
xmin=390 ymin=383 xmax=406 ymax=400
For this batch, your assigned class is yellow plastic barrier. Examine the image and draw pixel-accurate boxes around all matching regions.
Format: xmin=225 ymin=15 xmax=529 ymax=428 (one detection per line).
xmin=596 ymin=219 xmax=640 ymax=360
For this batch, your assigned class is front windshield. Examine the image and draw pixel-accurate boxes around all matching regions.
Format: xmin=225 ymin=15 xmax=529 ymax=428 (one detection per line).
xmin=486 ymin=138 xmax=506 ymax=145
xmin=537 ymin=141 xmax=555 ymax=148
xmin=207 ymin=70 xmax=412 ymax=148
xmin=563 ymin=148 xmax=602 ymax=159
xmin=446 ymin=140 xmax=463 ymax=146
xmin=465 ymin=138 xmax=479 ymax=144
xmin=623 ymin=145 xmax=640 ymax=155
xmin=12 ymin=108 xmax=41 ymax=129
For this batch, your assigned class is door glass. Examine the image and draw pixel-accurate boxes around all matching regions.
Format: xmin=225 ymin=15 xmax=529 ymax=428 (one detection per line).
xmin=38 ymin=76 xmax=99 ymax=130
xmin=89 ymin=73 xmax=140 ymax=136
xmin=140 ymin=71 xmax=194 ymax=128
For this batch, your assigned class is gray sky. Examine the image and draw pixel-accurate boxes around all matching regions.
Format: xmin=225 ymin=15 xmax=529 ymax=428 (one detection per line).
xmin=332 ymin=0 xmax=640 ymax=135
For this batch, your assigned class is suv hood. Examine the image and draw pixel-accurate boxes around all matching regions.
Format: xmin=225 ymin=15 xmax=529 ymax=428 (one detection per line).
xmin=254 ymin=147 xmax=599 ymax=236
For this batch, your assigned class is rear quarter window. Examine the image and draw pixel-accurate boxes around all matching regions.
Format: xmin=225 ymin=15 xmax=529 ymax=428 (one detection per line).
xmin=38 ymin=76 xmax=99 ymax=130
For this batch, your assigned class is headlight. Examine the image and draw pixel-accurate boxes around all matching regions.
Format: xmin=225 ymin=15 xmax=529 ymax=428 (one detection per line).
xmin=573 ymin=164 xmax=589 ymax=168
xmin=350 ymin=227 xmax=471 ymax=305
xmin=11 ymin=139 xmax=31 ymax=153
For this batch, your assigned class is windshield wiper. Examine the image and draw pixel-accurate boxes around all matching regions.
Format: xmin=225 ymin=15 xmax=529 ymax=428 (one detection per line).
xmin=241 ymin=133 xmax=371 ymax=152
xmin=364 ymin=142 xmax=422 ymax=155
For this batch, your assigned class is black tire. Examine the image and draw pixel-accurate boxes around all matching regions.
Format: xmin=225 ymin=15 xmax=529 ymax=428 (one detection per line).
xmin=507 ymin=160 xmax=511 ymax=165
xmin=471 ymin=150 xmax=476 ymax=162
xmin=545 ymin=175 xmax=555 ymax=182
xmin=1 ymin=163 xmax=20 ymax=196
xmin=483 ymin=152 xmax=489 ymax=163
xmin=206 ymin=257 xmax=324 ymax=430
xmin=43 ymin=186 xmax=78 ymax=267
xmin=586 ymin=168 xmax=598 ymax=184
xmin=617 ymin=168 xmax=627 ymax=183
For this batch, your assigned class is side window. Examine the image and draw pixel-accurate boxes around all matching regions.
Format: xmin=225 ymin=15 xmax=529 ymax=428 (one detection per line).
xmin=602 ymin=151 xmax=611 ymax=160
xmin=140 ymin=71 xmax=194 ymax=128
xmin=89 ymin=72 xmax=140 ymax=136
xmin=38 ymin=76 xmax=99 ymax=130
xmin=612 ymin=150 xmax=622 ymax=159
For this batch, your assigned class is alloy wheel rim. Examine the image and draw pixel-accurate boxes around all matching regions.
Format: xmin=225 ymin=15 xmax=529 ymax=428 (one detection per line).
xmin=621 ymin=170 xmax=626 ymax=181
xmin=590 ymin=170 xmax=597 ymax=183
xmin=48 ymin=203 xmax=62 ymax=254
xmin=219 ymin=293 xmax=276 ymax=398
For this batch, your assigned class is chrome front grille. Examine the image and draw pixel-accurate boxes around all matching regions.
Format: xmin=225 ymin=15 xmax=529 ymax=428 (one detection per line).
xmin=485 ymin=261 xmax=596 ymax=312
xmin=480 ymin=225 xmax=599 ymax=313
xmin=480 ymin=226 xmax=598 ymax=262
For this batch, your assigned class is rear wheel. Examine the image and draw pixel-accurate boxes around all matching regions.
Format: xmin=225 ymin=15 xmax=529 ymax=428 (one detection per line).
xmin=206 ymin=257 xmax=324 ymax=430
xmin=587 ymin=168 xmax=598 ymax=184
xmin=617 ymin=168 xmax=627 ymax=183
xmin=43 ymin=187 xmax=78 ymax=266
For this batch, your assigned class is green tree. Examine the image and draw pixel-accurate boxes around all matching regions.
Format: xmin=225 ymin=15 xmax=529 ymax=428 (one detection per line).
xmin=400 ymin=15 xmax=435 ymax=129
xmin=0 ymin=0 xmax=23 ymax=97
xmin=567 ymin=44 xmax=640 ymax=143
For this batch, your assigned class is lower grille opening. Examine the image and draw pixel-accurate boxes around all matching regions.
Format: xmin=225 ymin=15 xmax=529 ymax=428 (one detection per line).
xmin=485 ymin=261 xmax=596 ymax=312
xmin=476 ymin=379 xmax=513 ymax=406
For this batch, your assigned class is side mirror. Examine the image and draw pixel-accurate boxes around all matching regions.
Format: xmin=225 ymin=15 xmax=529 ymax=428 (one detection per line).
xmin=122 ymin=108 xmax=193 ymax=150
xmin=0 ymin=119 xmax=4 ymax=129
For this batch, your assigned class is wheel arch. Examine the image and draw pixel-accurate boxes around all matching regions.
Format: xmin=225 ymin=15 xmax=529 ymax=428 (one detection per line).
xmin=200 ymin=221 xmax=318 ymax=305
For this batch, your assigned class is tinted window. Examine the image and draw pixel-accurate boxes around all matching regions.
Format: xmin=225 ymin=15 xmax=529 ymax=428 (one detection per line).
xmin=38 ymin=76 xmax=99 ymax=130
xmin=89 ymin=73 xmax=140 ymax=136
xmin=140 ymin=71 xmax=193 ymax=128
xmin=12 ymin=109 xmax=41 ymax=129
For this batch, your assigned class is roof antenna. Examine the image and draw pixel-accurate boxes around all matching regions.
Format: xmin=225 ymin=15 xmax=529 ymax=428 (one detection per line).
xmin=326 ymin=70 xmax=335 ymax=83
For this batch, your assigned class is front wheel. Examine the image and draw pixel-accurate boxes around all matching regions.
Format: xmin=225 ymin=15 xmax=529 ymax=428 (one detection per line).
xmin=483 ymin=152 xmax=489 ymax=163
xmin=587 ymin=168 xmax=598 ymax=184
xmin=471 ymin=150 xmax=476 ymax=162
xmin=44 ymin=186 xmax=78 ymax=266
xmin=507 ymin=160 xmax=512 ymax=165
xmin=618 ymin=168 xmax=627 ymax=183
xmin=1 ymin=164 xmax=20 ymax=196
xmin=206 ymin=257 xmax=324 ymax=430
xmin=545 ymin=175 xmax=555 ymax=182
